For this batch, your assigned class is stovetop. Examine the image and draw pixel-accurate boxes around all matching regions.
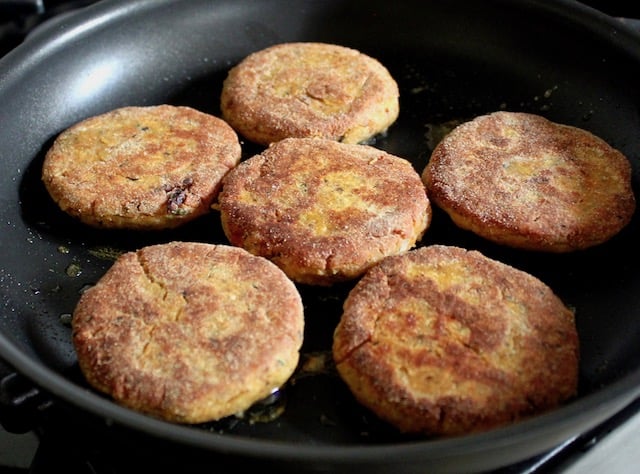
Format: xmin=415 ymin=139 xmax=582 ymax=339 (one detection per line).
xmin=0 ymin=1 xmax=639 ymax=472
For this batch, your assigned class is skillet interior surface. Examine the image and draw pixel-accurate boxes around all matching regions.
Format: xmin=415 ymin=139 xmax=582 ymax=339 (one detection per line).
xmin=1 ymin=0 xmax=640 ymax=471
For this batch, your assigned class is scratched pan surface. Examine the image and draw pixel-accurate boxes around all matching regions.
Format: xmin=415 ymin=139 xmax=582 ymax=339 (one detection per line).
xmin=0 ymin=0 xmax=640 ymax=472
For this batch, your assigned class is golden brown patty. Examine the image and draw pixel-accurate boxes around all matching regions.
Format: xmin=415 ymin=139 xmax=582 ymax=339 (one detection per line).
xmin=217 ymin=137 xmax=431 ymax=286
xmin=72 ymin=241 xmax=304 ymax=424
xmin=42 ymin=105 xmax=242 ymax=230
xmin=220 ymin=42 xmax=399 ymax=145
xmin=422 ymin=111 xmax=636 ymax=252
xmin=333 ymin=245 xmax=579 ymax=436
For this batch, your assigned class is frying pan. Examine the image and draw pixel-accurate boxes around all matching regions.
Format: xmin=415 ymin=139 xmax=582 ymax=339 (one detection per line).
xmin=1 ymin=0 xmax=640 ymax=472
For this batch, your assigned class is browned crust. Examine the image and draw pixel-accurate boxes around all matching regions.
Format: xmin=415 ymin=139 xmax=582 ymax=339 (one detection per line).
xmin=72 ymin=242 xmax=304 ymax=424
xmin=220 ymin=42 xmax=399 ymax=145
xmin=217 ymin=137 xmax=431 ymax=286
xmin=333 ymin=245 xmax=579 ymax=436
xmin=42 ymin=105 xmax=242 ymax=230
xmin=422 ymin=111 xmax=636 ymax=252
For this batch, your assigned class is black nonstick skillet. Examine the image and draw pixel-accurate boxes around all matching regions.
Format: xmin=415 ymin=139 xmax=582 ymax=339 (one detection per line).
xmin=1 ymin=1 xmax=639 ymax=472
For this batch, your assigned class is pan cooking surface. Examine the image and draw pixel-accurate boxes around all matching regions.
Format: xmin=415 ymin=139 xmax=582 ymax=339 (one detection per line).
xmin=1 ymin=0 xmax=640 ymax=471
